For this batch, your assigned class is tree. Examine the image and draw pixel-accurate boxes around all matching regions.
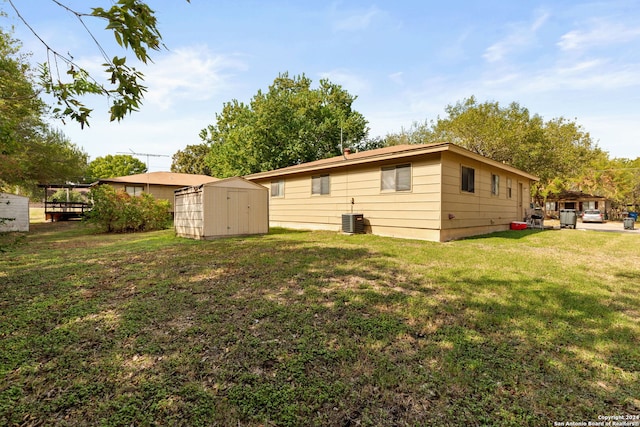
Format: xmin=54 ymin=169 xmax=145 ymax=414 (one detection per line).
xmin=5 ymin=0 xmax=189 ymax=127
xmin=200 ymin=73 xmax=369 ymax=177
xmin=170 ymin=144 xmax=212 ymax=176
xmin=1 ymin=26 xmax=88 ymax=193
xmin=571 ymin=155 xmax=640 ymax=210
xmin=386 ymin=96 xmax=602 ymax=194
xmin=86 ymin=154 xmax=147 ymax=181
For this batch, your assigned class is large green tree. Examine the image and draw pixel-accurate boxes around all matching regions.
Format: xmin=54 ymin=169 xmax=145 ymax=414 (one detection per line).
xmin=387 ymin=96 xmax=602 ymax=192
xmin=170 ymin=144 xmax=212 ymax=176
xmin=1 ymin=25 xmax=88 ymax=192
xmin=199 ymin=73 xmax=369 ymax=177
xmin=86 ymin=154 xmax=147 ymax=181
xmin=4 ymin=0 xmax=189 ymax=127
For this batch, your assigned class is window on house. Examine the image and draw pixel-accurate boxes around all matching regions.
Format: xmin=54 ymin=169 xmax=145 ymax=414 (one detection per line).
xmin=125 ymin=186 xmax=144 ymax=196
xmin=491 ymin=174 xmax=500 ymax=196
xmin=312 ymin=174 xmax=330 ymax=195
xmin=271 ymin=180 xmax=284 ymax=198
xmin=461 ymin=166 xmax=475 ymax=193
xmin=507 ymin=178 xmax=513 ymax=199
xmin=381 ymin=164 xmax=411 ymax=192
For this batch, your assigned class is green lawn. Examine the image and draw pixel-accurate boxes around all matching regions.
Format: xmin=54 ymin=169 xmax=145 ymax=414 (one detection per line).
xmin=1 ymin=222 xmax=639 ymax=426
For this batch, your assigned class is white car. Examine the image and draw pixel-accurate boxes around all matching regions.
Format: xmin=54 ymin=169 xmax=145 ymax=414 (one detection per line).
xmin=582 ymin=209 xmax=604 ymax=223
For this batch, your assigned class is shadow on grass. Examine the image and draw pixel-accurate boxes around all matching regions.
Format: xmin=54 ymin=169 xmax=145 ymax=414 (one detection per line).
xmin=1 ymin=223 xmax=638 ymax=426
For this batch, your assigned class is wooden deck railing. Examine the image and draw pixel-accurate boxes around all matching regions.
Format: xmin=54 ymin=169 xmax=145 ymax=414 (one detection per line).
xmin=44 ymin=202 xmax=91 ymax=221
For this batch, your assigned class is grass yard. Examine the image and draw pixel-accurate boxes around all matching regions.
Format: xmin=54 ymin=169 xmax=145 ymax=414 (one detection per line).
xmin=1 ymin=222 xmax=639 ymax=426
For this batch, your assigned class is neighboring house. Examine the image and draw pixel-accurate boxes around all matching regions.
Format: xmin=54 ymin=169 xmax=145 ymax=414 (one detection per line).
xmin=174 ymin=177 xmax=269 ymax=240
xmin=245 ymin=143 xmax=539 ymax=242
xmin=544 ymin=190 xmax=612 ymax=219
xmin=0 ymin=192 xmax=29 ymax=232
xmin=95 ymin=172 xmax=217 ymax=212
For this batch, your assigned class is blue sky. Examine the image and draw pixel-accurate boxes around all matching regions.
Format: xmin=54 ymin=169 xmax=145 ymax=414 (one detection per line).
xmin=5 ymin=0 xmax=640 ymax=172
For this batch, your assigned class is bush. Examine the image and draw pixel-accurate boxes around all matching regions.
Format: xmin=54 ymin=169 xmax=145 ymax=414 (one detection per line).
xmin=85 ymin=186 xmax=172 ymax=233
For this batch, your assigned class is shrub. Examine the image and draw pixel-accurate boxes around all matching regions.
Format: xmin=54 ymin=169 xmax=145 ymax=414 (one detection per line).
xmin=85 ymin=186 xmax=171 ymax=233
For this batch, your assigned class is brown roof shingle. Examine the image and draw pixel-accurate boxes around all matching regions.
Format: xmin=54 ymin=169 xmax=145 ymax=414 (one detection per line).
xmin=96 ymin=172 xmax=217 ymax=187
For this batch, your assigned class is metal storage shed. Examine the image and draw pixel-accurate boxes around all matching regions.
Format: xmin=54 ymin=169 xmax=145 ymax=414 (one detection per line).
xmin=174 ymin=177 xmax=269 ymax=240
xmin=0 ymin=192 xmax=30 ymax=232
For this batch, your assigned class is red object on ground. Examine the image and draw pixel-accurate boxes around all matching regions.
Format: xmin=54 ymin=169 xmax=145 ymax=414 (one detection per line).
xmin=510 ymin=221 xmax=527 ymax=230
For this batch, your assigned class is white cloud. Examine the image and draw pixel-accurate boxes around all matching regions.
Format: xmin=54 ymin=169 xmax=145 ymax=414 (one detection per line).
xmin=330 ymin=4 xmax=382 ymax=32
xmin=142 ymin=46 xmax=248 ymax=110
xmin=71 ymin=45 xmax=248 ymax=111
xmin=318 ymin=69 xmax=370 ymax=94
xmin=483 ymin=9 xmax=550 ymax=63
xmin=558 ymin=20 xmax=640 ymax=51
xmin=388 ymin=72 xmax=404 ymax=85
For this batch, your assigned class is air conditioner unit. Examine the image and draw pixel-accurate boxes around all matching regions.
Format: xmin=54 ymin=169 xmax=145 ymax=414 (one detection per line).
xmin=342 ymin=213 xmax=364 ymax=234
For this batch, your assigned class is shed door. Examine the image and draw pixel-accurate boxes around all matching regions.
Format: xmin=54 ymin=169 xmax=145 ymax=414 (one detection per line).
xmin=227 ymin=190 xmax=249 ymax=235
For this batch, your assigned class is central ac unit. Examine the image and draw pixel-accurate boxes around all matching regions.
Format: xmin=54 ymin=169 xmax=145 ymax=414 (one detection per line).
xmin=342 ymin=213 xmax=364 ymax=234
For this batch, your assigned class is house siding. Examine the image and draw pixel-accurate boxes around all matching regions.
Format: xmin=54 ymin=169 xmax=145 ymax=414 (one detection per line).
xmin=247 ymin=143 xmax=537 ymax=242
xmin=0 ymin=193 xmax=30 ymax=232
xmin=108 ymin=183 xmax=184 ymax=212
xmin=253 ymin=155 xmax=443 ymax=239
xmin=440 ymin=151 xmax=530 ymax=239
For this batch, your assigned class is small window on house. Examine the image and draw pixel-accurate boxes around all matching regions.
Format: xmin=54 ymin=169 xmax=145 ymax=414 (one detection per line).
xmin=312 ymin=174 xmax=330 ymax=195
xmin=271 ymin=180 xmax=284 ymax=198
xmin=381 ymin=164 xmax=411 ymax=192
xmin=507 ymin=178 xmax=513 ymax=199
xmin=125 ymin=186 xmax=144 ymax=196
xmin=461 ymin=166 xmax=475 ymax=193
xmin=491 ymin=174 xmax=500 ymax=196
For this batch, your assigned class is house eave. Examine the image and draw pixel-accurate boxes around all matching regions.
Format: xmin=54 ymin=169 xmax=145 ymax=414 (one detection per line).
xmin=244 ymin=143 xmax=539 ymax=182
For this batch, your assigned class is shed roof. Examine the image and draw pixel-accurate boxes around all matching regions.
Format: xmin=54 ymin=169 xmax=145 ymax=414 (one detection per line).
xmin=174 ymin=176 xmax=267 ymax=195
xmin=244 ymin=143 xmax=539 ymax=181
xmin=96 ymin=172 xmax=217 ymax=187
xmin=0 ymin=192 xmax=30 ymax=200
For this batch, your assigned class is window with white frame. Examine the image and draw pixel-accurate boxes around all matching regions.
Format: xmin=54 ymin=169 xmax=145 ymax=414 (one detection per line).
xmin=271 ymin=180 xmax=284 ymax=198
xmin=125 ymin=186 xmax=144 ymax=196
xmin=506 ymin=178 xmax=513 ymax=199
xmin=381 ymin=164 xmax=411 ymax=192
xmin=461 ymin=166 xmax=475 ymax=193
xmin=491 ymin=174 xmax=500 ymax=196
xmin=311 ymin=174 xmax=330 ymax=195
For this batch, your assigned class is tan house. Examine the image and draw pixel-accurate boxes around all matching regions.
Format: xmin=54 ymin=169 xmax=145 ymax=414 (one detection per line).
xmin=95 ymin=172 xmax=217 ymax=212
xmin=544 ymin=190 xmax=612 ymax=218
xmin=245 ymin=143 xmax=539 ymax=242
xmin=174 ymin=177 xmax=269 ymax=240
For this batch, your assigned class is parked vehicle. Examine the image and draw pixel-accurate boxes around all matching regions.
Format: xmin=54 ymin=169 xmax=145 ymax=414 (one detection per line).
xmin=581 ymin=209 xmax=604 ymax=223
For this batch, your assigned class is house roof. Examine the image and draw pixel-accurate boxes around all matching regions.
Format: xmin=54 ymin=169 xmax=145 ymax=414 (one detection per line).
xmin=547 ymin=190 xmax=607 ymax=200
xmin=95 ymin=172 xmax=218 ymax=187
xmin=244 ymin=142 xmax=539 ymax=181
